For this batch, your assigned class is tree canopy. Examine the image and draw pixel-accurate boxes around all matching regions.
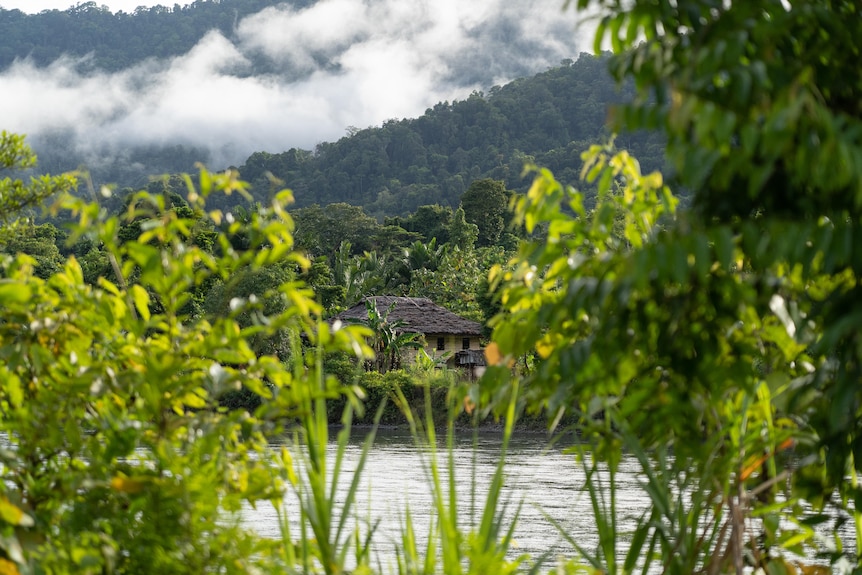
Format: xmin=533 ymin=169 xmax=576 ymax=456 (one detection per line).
xmin=21 ymin=54 xmax=666 ymax=220
xmin=484 ymin=0 xmax=862 ymax=571
xmin=459 ymin=179 xmax=510 ymax=248
xmin=0 ymin=0 xmax=298 ymax=71
xmin=235 ymin=55 xmax=665 ymax=215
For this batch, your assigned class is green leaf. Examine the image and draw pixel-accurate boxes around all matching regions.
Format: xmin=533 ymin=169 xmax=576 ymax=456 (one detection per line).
xmin=130 ymin=284 xmax=151 ymax=321
xmin=623 ymin=521 xmax=650 ymax=573
xmin=3 ymin=372 xmax=23 ymax=408
xmin=597 ymin=167 xmax=613 ymax=198
xmin=0 ymin=496 xmax=34 ymax=528
xmin=0 ymin=282 xmax=32 ymax=305
xmin=713 ymin=227 xmax=735 ymax=269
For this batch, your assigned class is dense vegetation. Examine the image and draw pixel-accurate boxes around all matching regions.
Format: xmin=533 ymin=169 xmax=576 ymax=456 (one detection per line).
xmin=1 ymin=0 xmax=861 ymax=573
xmin=19 ymin=53 xmax=665 ymax=217
xmin=236 ymin=55 xmax=666 ymax=216
xmin=4 ymin=168 xmax=513 ymax=330
xmin=6 ymin=0 xmax=657 ymax=214
xmin=483 ymin=0 xmax=862 ymax=572
xmin=0 ymin=0 xmax=299 ymax=71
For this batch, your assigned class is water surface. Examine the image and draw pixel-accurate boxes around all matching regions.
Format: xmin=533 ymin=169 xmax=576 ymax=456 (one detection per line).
xmin=242 ymin=428 xmax=646 ymax=568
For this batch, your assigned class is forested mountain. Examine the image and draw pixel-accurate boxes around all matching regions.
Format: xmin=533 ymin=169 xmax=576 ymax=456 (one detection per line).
xmin=1 ymin=1 xmax=666 ymax=218
xmin=19 ymin=51 xmax=665 ymax=219
xmin=0 ymin=0 xmax=299 ymax=70
xmin=3 ymin=0 xmax=594 ymax=182
xmin=237 ymin=54 xmax=666 ymax=217
xmin=28 ymin=133 xmax=215 ymax=202
xmin=0 ymin=0 xmax=663 ymax=220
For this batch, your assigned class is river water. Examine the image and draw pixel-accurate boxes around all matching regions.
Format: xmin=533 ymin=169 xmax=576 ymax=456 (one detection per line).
xmin=240 ymin=428 xmax=856 ymax=572
xmin=241 ymin=428 xmax=648 ymax=570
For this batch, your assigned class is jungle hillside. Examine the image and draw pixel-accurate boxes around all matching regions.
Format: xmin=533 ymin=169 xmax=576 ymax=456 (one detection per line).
xmin=1 ymin=0 xmax=861 ymax=574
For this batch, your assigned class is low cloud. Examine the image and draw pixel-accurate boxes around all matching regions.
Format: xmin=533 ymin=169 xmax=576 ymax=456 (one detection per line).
xmin=0 ymin=0 xmax=589 ymax=169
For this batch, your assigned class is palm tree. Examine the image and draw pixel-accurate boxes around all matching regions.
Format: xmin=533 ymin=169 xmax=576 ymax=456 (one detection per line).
xmin=358 ymin=299 xmax=423 ymax=373
xmin=332 ymin=242 xmax=398 ymax=307
xmin=404 ymin=237 xmax=447 ymax=272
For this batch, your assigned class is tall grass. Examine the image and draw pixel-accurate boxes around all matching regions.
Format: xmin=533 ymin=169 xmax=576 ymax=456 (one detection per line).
xmin=268 ymin=346 xmax=533 ymax=574
xmin=545 ymin=413 xmax=726 ymax=575
xmin=391 ymin=380 xmax=537 ymax=575
xmin=269 ymin=339 xmax=383 ymax=574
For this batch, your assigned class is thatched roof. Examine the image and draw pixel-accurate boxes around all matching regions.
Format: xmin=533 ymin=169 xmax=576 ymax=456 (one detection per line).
xmin=334 ymin=296 xmax=482 ymax=336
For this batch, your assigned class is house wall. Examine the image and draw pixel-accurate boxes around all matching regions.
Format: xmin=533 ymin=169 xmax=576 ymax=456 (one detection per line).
xmin=409 ymin=333 xmax=480 ymax=372
xmin=423 ymin=333 xmax=480 ymax=358
xmin=398 ymin=334 xmax=482 ymax=370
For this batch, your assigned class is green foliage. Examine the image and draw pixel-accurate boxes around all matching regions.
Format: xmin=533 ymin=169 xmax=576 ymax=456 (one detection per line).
xmin=396 ymin=204 xmax=453 ymax=244
xmin=403 ymin=238 xmax=447 ymax=274
xmin=231 ymin=55 xmax=665 ymax=215
xmin=274 ymin=347 xmax=383 ymax=575
xmin=393 ymin=382 xmax=528 ymax=575
xmin=204 ymin=261 xmax=297 ymax=360
xmin=0 ymin=222 xmax=65 ymax=280
xmin=331 ymin=243 xmax=399 ymax=309
xmin=293 ymin=203 xmax=393 ymax=259
xmin=0 ymin=131 xmax=76 ymax=224
xmin=459 ymin=179 xmax=510 ymax=247
xmin=447 ymin=207 xmax=478 ymax=251
xmin=486 ymin=0 xmax=862 ymax=561
xmin=487 ymin=139 xmax=844 ymax=570
xmin=351 ymin=370 xmax=411 ymax=426
xmin=409 ymin=244 xmax=508 ymax=323
xmin=303 ymin=255 xmax=347 ymax=310
xmin=323 ymin=350 xmax=463 ymax=428
xmin=6 ymin=0 xmax=861 ymax=571
xmin=0 ymin=0 xmax=293 ymax=71
xmin=0 ymin=138 xmax=375 ymax=573
xmin=553 ymin=426 xmax=725 ymax=575
xmin=582 ymin=0 xmax=862 ymax=221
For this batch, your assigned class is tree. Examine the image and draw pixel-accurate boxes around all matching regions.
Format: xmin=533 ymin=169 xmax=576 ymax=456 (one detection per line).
xmin=459 ymin=179 xmax=509 ymax=247
xmin=0 ymin=137 xmax=373 ymax=573
xmin=580 ymin=0 xmax=862 ymax=489
xmin=0 ymin=0 xmax=287 ymax=71
xmin=408 ymin=250 xmax=470 ymax=316
xmin=403 ymin=237 xmax=447 ymax=274
xmin=587 ymin=0 xmax=862 ymax=220
xmin=204 ymin=261 xmax=297 ymax=361
xmin=447 ymin=207 xmax=478 ymax=251
xmin=303 ymin=255 xmax=346 ymax=311
xmin=399 ymin=204 xmax=453 ymax=244
xmin=0 ymin=221 xmax=65 ymax=279
xmin=330 ymin=242 xmax=396 ymax=308
xmin=352 ymin=299 xmax=423 ymax=374
xmin=293 ymin=203 xmax=384 ymax=258
xmin=484 ymin=0 xmax=862 ymax=571
xmin=0 ymin=131 xmax=76 ymax=224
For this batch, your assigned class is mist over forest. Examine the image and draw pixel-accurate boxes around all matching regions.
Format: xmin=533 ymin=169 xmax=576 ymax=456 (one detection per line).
xmin=0 ymin=0 xmax=595 ymax=184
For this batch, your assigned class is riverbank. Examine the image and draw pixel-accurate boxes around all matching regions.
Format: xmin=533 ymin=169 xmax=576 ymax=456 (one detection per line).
xmin=321 ymin=367 xmax=577 ymax=434
xmin=221 ymin=364 xmax=575 ymax=435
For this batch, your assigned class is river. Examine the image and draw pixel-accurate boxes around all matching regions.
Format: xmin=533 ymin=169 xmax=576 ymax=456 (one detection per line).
xmin=241 ymin=427 xmax=648 ymax=570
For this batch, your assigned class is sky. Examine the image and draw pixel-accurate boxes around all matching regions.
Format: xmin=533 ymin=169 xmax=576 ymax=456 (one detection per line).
xmin=0 ymin=0 xmax=592 ymax=168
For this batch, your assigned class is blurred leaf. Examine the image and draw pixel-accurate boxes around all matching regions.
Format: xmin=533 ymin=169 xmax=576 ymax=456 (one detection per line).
xmin=130 ymin=284 xmax=150 ymax=321
xmin=0 ymin=497 xmax=33 ymax=528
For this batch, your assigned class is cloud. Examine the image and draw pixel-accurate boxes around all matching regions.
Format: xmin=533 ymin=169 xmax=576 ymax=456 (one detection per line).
xmin=0 ymin=0 xmax=590 ymax=170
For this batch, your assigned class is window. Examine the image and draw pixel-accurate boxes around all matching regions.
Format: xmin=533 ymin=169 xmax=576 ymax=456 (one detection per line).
xmin=462 ymin=337 xmax=470 ymax=350
xmin=436 ymin=337 xmax=445 ymax=351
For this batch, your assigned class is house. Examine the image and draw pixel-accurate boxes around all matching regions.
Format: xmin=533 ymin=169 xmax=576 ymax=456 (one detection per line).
xmin=333 ymin=296 xmax=486 ymax=378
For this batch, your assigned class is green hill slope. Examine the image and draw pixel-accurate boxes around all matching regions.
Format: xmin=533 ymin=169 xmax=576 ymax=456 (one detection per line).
xmin=238 ymin=54 xmax=666 ymax=216
xmin=0 ymin=0 xmax=298 ymax=71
